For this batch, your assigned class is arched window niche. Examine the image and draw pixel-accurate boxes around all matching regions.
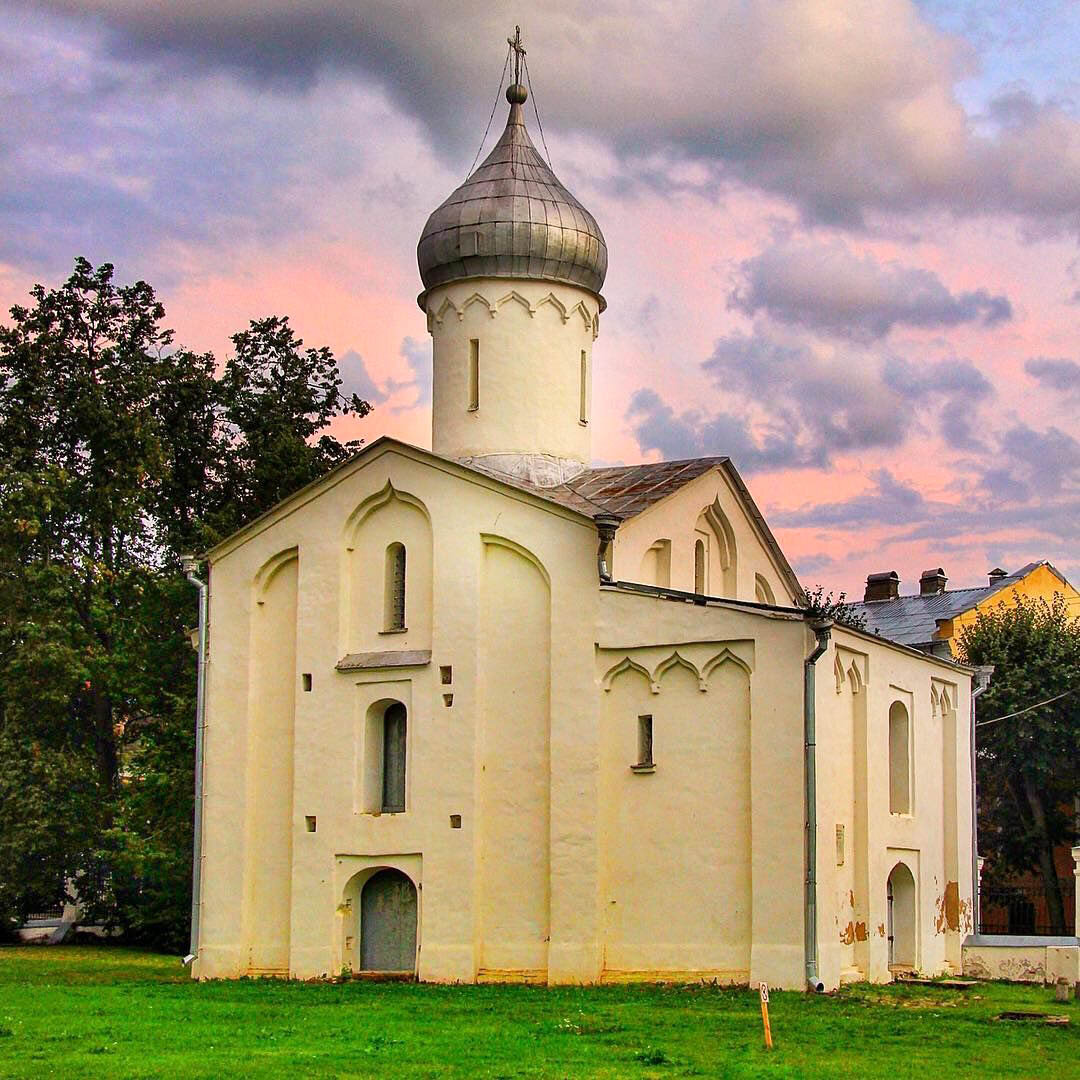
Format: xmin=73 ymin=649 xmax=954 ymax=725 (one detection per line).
xmin=344 ymin=483 xmax=433 ymax=652
xmin=362 ymin=699 xmax=408 ymax=815
xmin=694 ymin=498 xmax=737 ymax=597
xmin=640 ymin=539 xmax=672 ymax=588
xmin=384 ymin=542 xmax=407 ymax=632
xmin=888 ymin=701 xmax=911 ymax=815
xmin=754 ymin=573 xmax=775 ymax=605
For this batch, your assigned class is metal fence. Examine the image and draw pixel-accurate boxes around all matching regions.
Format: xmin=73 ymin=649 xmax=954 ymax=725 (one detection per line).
xmin=23 ymin=905 xmax=65 ymax=923
xmin=979 ymin=881 xmax=1076 ymax=936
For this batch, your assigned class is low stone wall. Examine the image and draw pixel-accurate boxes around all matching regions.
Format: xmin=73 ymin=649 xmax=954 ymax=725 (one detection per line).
xmin=963 ymin=935 xmax=1079 ymax=984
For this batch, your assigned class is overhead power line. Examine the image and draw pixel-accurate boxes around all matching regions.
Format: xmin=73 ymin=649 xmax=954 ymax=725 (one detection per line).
xmin=976 ymin=685 xmax=1078 ymax=727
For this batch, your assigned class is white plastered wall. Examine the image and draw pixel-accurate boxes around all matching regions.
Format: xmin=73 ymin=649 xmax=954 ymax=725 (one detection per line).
xmin=197 ymin=443 xmax=600 ymax=982
xmin=425 ymin=277 xmax=599 ymax=466
xmin=196 ymin=441 xmax=973 ymax=992
xmin=611 ymin=468 xmax=795 ymax=604
xmin=814 ymin=627 xmax=974 ymax=987
xmin=594 ymin=591 xmax=808 ymax=988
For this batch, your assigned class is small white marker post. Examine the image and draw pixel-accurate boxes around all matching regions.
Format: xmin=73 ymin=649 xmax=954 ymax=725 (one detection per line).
xmin=759 ymin=982 xmax=773 ymax=1050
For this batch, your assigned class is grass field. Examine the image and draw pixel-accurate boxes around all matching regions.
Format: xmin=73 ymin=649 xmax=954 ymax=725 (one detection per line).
xmin=0 ymin=947 xmax=1077 ymax=1078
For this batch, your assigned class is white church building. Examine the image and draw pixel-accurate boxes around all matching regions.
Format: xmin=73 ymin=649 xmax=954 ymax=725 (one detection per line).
xmin=192 ymin=53 xmax=977 ymax=991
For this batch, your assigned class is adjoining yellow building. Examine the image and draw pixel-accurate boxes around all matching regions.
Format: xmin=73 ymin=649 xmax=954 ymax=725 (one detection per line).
xmin=853 ymin=562 xmax=1080 ymax=659
xmin=191 ymin=49 xmax=980 ymax=991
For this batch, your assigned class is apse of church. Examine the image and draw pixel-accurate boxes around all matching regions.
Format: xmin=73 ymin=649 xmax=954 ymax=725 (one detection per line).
xmin=193 ymin=30 xmax=977 ymax=991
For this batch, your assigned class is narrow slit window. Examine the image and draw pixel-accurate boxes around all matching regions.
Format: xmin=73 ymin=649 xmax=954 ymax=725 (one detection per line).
xmin=635 ymin=714 xmax=654 ymax=769
xmin=889 ymin=701 xmax=911 ymax=814
xmin=694 ymin=538 xmax=706 ymax=593
xmin=383 ymin=543 xmax=406 ymax=631
xmin=468 ymin=339 xmax=479 ymax=411
xmin=579 ymin=349 xmax=588 ymax=424
xmin=381 ymin=703 xmax=407 ymax=813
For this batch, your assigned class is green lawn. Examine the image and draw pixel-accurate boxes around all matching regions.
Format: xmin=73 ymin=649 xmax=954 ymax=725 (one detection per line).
xmin=0 ymin=947 xmax=1076 ymax=1078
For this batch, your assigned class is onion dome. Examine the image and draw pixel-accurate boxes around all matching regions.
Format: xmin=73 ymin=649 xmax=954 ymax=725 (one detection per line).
xmin=417 ymin=83 xmax=608 ymax=310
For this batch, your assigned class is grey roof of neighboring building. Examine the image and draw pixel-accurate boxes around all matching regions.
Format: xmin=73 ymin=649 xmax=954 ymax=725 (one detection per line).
xmin=851 ymin=561 xmax=1061 ymax=647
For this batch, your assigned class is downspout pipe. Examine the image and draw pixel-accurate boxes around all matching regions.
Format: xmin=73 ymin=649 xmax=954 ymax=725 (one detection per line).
xmin=593 ymin=513 xmax=621 ymax=583
xmin=969 ymin=665 xmax=993 ymax=937
xmin=804 ymin=618 xmax=833 ymax=993
xmin=181 ymin=553 xmax=208 ymax=967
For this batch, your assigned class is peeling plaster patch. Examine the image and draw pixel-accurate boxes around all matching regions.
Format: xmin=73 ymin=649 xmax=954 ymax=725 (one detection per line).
xmin=839 ymin=921 xmax=869 ymax=946
xmin=945 ymin=882 xmax=960 ymax=931
xmin=936 ymin=882 xmax=965 ymax=934
xmin=959 ymin=899 xmax=973 ymax=935
xmin=877 ymin=923 xmax=886 ymax=938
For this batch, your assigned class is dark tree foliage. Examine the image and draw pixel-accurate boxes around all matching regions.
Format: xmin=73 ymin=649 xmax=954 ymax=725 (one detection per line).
xmin=958 ymin=594 xmax=1079 ymax=935
xmin=0 ymin=259 xmax=370 ymax=945
xmin=801 ymin=586 xmax=868 ymax=630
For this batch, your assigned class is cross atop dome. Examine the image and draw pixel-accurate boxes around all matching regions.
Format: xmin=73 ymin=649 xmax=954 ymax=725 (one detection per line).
xmin=507 ymin=24 xmax=526 ymax=89
xmin=416 ymin=28 xmax=607 ymax=308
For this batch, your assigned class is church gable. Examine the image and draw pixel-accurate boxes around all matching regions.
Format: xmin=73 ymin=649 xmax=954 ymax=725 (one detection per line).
xmin=611 ymin=464 xmax=801 ymax=606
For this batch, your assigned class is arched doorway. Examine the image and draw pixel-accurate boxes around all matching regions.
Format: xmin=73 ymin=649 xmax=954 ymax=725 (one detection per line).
xmin=360 ymin=868 xmax=417 ymax=972
xmin=887 ymin=862 xmax=916 ymax=970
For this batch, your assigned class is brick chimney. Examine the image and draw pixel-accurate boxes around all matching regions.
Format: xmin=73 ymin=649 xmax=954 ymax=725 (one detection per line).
xmin=864 ymin=571 xmax=900 ymax=602
xmin=919 ymin=568 xmax=947 ymax=595
xmin=988 ymin=567 xmax=1007 ymax=585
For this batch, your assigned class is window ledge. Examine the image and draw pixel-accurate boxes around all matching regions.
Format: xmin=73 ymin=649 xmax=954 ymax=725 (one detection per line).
xmin=630 ymin=763 xmax=656 ymax=774
xmin=336 ymin=649 xmax=431 ymax=672
xmin=379 ymin=627 xmax=409 ymax=635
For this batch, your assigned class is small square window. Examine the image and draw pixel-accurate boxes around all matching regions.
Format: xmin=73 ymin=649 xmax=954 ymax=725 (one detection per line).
xmin=305 ymin=815 xmax=317 ymax=833
xmin=442 ymin=693 xmax=454 ymax=708
xmin=440 ymin=665 xmax=453 ymax=685
xmin=449 ymin=814 xmax=462 ymax=829
xmin=302 ymin=673 xmax=312 ymax=692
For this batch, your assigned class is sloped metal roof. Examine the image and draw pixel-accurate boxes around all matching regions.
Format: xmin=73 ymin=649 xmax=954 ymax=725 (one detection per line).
xmin=417 ymin=91 xmax=607 ymax=307
xmin=461 ymin=456 xmax=730 ymax=518
xmin=464 ymin=454 xmax=803 ymax=602
xmin=207 ymin=437 xmax=802 ymax=604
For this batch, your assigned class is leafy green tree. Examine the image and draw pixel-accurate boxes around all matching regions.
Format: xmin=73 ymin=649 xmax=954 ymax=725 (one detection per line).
xmin=213 ymin=315 xmax=370 ymax=540
xmin=0 ymin=259 xmax=371 ymax=945
xmin=958 ymin=594 xmax=1079 ymax=935
xmin=801 ymin=586 xmax=867 ymax=630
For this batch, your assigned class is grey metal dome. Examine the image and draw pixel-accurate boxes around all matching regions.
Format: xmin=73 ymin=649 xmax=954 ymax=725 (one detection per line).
xmin=417 ymin=86 xmax=608 ymax=310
